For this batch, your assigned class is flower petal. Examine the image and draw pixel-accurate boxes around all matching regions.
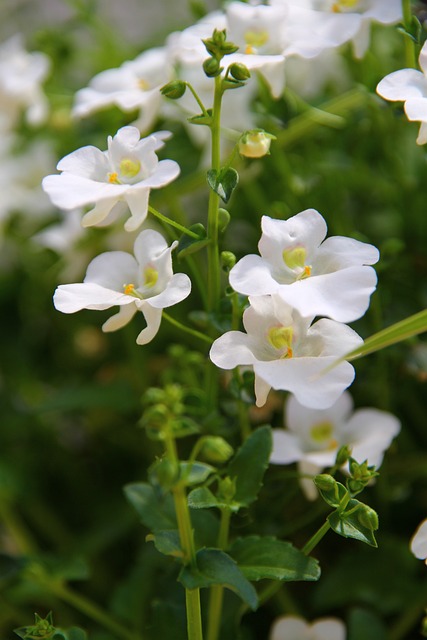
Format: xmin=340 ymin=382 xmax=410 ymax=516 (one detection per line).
xmin=311 ymin=619 xmax=346 ymax=640
xmin=123 ymin=189 xmax=150 ymax=232
xmin=377 ymin=69 xmax=427 ymax=102
xmin=84 ymin=250 xmax=138 ymax=291
xmin=136 ymin=305 xmax=163 ymax=345
xmin=148 ymin=273 xmax=192 ymax=308
xmin=102 ymin=303 xmax=138 ymax=332
xmin=53 ymin=282 xmax=135 ymax=313
xmin=411 ymin=519 xmax=427 ymax=560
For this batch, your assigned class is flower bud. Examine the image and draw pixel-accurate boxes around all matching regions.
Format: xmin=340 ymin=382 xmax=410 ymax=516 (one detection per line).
xmin=200 ymin=437 xmax=234 ymax=463
xmin=203 ymin=57 xmax=222 ymax=78
xmin=357 ymin=505 xmax=379 ymax=531
xmin=218 ymin=208 xmax=231 ymax=232
xmin=229 ymin=62 xmax=251 ymax=81
xmin=239 ymin=130 xmax=275 ymax=158
xmin=221 ymin=251 xmax=236 ymax=271
xmin=335 ymin=445 xmax=352 ymax=466
xmin=161 ymin=80 xmax=186 ymax=99
xmin=218 ymin=476 xmax=236 ymax=502
xmin=314 ymin=473 xmax=336 ymax=492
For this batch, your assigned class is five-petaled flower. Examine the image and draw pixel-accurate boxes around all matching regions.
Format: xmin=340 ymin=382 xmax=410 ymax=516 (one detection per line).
xmin=209 ymin=294 xmax=362 ymax=409
xmin=376 ymin=40 xmax=427 ymax=145
xmin=270 ymin=391 xmax=401 ymax=499
xmin=53 ymin=229 xmax=191 ymax=345
xmin=229 ymin=209 xmax=379 ymax=323
xmin=42 ymin=126 xmax=180 ymax=232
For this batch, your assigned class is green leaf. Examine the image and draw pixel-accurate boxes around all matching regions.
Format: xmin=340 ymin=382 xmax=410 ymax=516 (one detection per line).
xmin=207 ymin=167 xmax=239 ymax=203
xmin=53 ymin=630 xmax=87 ymax=640
xmin=229 ymin=536 xmax=320 ymax=583
xmin=177 ymin=223 xmax=209 ymax=259
xmin=179 ymin=548 xmax=258 ymax=610
xmin=328 ymin=499 xmax=378 ymax=547
xmin=188 ymin=486 xmax=242 ymax=512
xmin=323 ymin=308 xmax=427 ymax=373
xmin=187 ymin=111 xmax=213 ymax=126
xmin=314 ymin=475 xmax=347 ymax=508
xmin=124 ymin=483 xmax=177 ymax=532
xmin=179 ymin=461 xmax=215 ymax=486
xmin=226 ymin=425 xmax=272 ymax=507
xmin=147 ymin=530 xmax=183 ymax=558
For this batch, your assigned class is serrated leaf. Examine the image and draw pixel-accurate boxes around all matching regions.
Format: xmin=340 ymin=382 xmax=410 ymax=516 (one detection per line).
xmin=179 ymin=461 xmax=215 ymax=486
xmin=207 ymin=168 xmax=239 ymax=203
xmin=179 ymin=548 xmax=258 ymax=610
xmin=226 ymin=425 xmax=272 ymax=508
xmin=314 ymin=476 xmax=347 ymax=508
xmin=124 ymin=483 xmax=177 ymax=532
xmin=177 ymin=223 xmax=209 ymax=259
xmin=147 ymin=530 xmax=183 ymax=558
xmin=188 ymin=486 xmax=241 ymax=512
xmin=229 ymin=536 xmax=321 ymax=583
xmin=328 ymin=499 xmax=378 ymax=547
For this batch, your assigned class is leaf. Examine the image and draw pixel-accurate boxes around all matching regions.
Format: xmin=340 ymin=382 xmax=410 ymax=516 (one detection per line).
xmin=124 ymin=483 xmax=177 ymax=532
xmin=187 ymin=111 xmax=213 ymax=126
xmin=314 ymin=475 xmax=347 ymax=508
xmin=147 ymin=530 xmax=183 ymax=558
xmin=53 ymin=630 xmax=87 ymax=640
xmin=226 ymin=426 xmax=272 ymax=508
xmin=328 ymin=499 xmax=378 ymax=547
xmin=229 ymin=536 xmax=320 ymax=583
xmin=179 ymin=461 xmax=215 ymax=486
xmin=187 ymin=487 xmax=242 ymax=513
xmin=207 ymin=167 xmax=239 ymax=203
xmin=179 ymin=548 xmax=258 ymax=610
xmin=177 ymin=223 xmax=209 ymax=259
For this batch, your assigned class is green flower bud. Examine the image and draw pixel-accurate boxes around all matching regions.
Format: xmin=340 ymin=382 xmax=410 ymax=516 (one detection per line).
xmin=218 ymin=207 xmax=231 ymax=232
xmin=200 ymin=437 xmax=234 ymax=464
xmin=335 ymin=445 xmax=352 ymax=466
xmin=149 ymin=457 xmax=179 ymax=489
xmin=314 ymin=473 xmax=336 ymax=492
xmin=160 ymin=80 xmax=186 ymax=99
xmin=221 ymin=250 xmax=236 ymax=271
xmin=203 ymin=57 xmax=222 ymax=78
xmin=218 ymin=476 xmax=236 ymax=502
xmin=229 ymin=62 xmax=251 ymax=81
xmin=357 ymin=505 xmax=379 ymax=531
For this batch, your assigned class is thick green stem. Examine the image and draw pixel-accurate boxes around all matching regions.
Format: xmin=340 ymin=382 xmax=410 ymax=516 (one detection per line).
xmin=206 ymin=509 xmax=231 ymax=640
xmin=165 ymin=431 xmax=204 ymax=640
xmin=402 ymin=0 xmax=417 ymax=68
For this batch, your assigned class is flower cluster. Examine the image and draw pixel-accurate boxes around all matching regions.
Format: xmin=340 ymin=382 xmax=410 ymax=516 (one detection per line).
xmin=210 ymin=208 xmax=379 ymax=410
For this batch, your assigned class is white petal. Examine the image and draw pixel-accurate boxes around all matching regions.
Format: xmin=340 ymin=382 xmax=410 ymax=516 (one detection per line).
xmin=229 ymin=254 xmax=280 ymax=295
xmin=53 ymin=282 xmax=135 ymax=313
xmin=286 ymin=391 xmax=353 ymax=436
xmin=316 ymin=235 xmax=379 ymax=268
xmin=42 ymin=173 xmax=126 ymax=210
xmin=277 ymin=266 xmax=378 ymax=322
xmin=298 ymin=460 xmax=322 ymax=502
xmin=254 ymin=357 xmax=356 ymax=409
xmin=254 ymin=374 xmax=272 ymax=408
xmin=343 ymin=408 xmax=401 ymax=467
xmin=140 ymin=159 xmax=180 ymax=188
xmin=82 ymin=198 xmax=118 ymax=227
xmin=311 ymin=619 xmax=346 ymax=640
xmin=411 ymin=519 xmax=427 ymax=560
xmin=84 ymin=251 xmax=138 ymax=290
xmin=351 ymin=20 xmax=371 ymax=59
xmin=148 ymin=273 xmax=192 ymax=308
xmin=210 ymin=331 xmax=259 ymax=369
xmin=102 ymin=303 xmax=138 ymax=332
xmin=136 ymin=305 xmax=163 ymax=345
xmin=57 ymin=145 xmax=109 ymax=178
xmin=304 ymin=318 xmax=363 ymax=357
xmin=270 ymin=430 xmax=303 ymax=464
xmin=270 ymin=616 xmax=308 ymax=640
xmin=377 ymin=69 xmax=427 ymax=102
xmin=404 ymin=97 xmax=427 ymax=123
xmin=133 ymin=228 xmax=169 ymax=266
xmin=416 ymin=121 xmax=427 ymax=145
xmin=124 ymin=189 xmax=150 ymax=232
xmin=419 ymin=41 xmax=427 ymax=76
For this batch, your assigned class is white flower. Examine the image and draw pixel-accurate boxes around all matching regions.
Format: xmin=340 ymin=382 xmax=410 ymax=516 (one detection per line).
xmin=229 ymin=209 xmax=379 ymax=323
xmin=270 ymin=615 xmax=346 ymax=640
xmin=209 ymin=294 xmax=362 ymax=409
xmin=0 ymin=34 xmax=50 ymax=129
xmin=73 ymin=47 xmax=171 ymax=133
xmin=270 ymin=0 xmax=402 ymax=58
xmin=376 ymin=41 xmax=427 ymax=145
xmin=410 ymin=519 xmax=427 ymax=563
xmin=53 ymin=229 xmax=191 ymax=345
xmin=270 ymin=391 xmax=401 ymax=499
xmin=42 ymin=126 xmax=180 ymax=232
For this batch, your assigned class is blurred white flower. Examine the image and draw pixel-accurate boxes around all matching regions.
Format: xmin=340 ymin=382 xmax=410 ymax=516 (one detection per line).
xmin=42 ymin=126 xmax=180 ymax=232
xmin=376 ymin=41 xmax=427 ymax=145
xmin=73 ymin=47 xmax=171 ymax=133
xmin=0 ymin=34 xmax=50 ymax=129
xmin=53 ymin=229 xmax=191 ymax=345
xmin=270 ymin=615 xmax=346 ymax=640
xmin=410 ymin=519 xmax=427 ymax=563
xmin=229 ymin=209 xmax=379 ymax=323
xmin=270 ymin=391 xmax=401 ymax=499
xmin=210 ymin=294 xmax=362 ymax=409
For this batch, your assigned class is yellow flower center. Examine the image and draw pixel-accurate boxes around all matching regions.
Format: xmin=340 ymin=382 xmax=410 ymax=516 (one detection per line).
xmin=138 ymin=78 xmax=149 ymax=90
xmin=108 ymin=172 xmax=120 ymax=184
xmin=268 ymin=326 xmax=293 ymax=358
xmin=332 ymin=0 xmax=359 ymax=12
xmin=123 ymin=283 xmax=143 ymax=299
xmin=119 ymin=157 xmax=141 ymax=179
xmin=244 ymin=30 xmax=269 ymax=54
xmin=282 ymin=246 xmax=312 ymax=279
xmin=310 ymin=421 xmax=338 ymax=450
xmin=144 ymin=266 xmax=158 ymax=288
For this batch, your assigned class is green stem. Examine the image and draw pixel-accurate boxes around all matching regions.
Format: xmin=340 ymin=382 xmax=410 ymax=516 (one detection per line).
xmin=301 ymin=519 xmax=331 ymax=556
xmin=40 ymin=578 xmax=141 ymax=640
xmin=185 ymin=82 xmax=211 ymax=117
xmin=163 ymin=311 xmax=213 ymax=345
xmin=206 ymin=509 xmax=231 ymax=640
xmin=402 ymin=0 xmax=417 ymax=68
xmin=148 ymin=205 xmax=200 ymax=238
xmin=164 ymin=431 xmax=204 ymax=640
